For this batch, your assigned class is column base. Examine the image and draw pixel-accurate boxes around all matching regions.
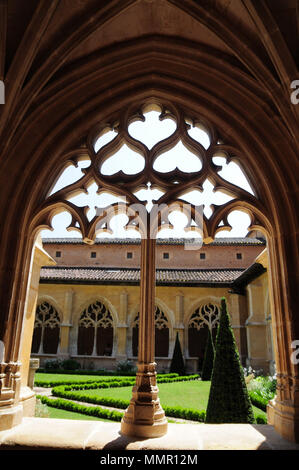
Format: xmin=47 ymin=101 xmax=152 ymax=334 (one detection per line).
xmin=268 ymin=399 xmax=299 ymax=443
xmin=19 ymin=386 xmax=36 ymax=417
xmin=121 ymin=416 xmax=168 ymax=439
xmin=120 ymin=361 xmax=168 ymax=438
xmin=0 ymin=404 xmax=23 ymax=431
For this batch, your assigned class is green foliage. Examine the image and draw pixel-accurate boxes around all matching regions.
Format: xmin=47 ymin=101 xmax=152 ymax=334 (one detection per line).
xmin=44 ymin=360 xmax=62 ymax=371
xmin=205 ymin=297 xmax=255 ymax=424
xmin=39 ymin=394 xmax=206 ymax=423
xmin=37 ymin=395 xmax=123 ymax=422
xmin=37 ymin=368 xmax=132 ymax=376
xmin=255 ymin=414 xmax=268 ymax=424
xmin=34 ymin=372 xmax=184 ymax=388
xmin=248 ymin=391 xmax=269 ymax=411
xmin=162 ymin=406 xmax=206 ymax=422
xmin=61 ymin=359 xmax=81 ymax=371
xmin=169 ymin=332 xmax=186 ymax=376
xmin=50 ymin=374 xmax=199 ymax=393
xmin=34 ymin=376 xmax=133 ymax=388
xmin=116 ymin=359 xmax=137 ymax=374
xmin=201 ymin=329 xmax=215 ymax=381
xmin=247 ymin=376 xmax=277 ymax=411
xmin=38 ymin=372 xmax=266 ymax=424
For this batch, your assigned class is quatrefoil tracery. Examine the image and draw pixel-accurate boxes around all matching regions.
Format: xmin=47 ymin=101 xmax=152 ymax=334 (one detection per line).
xmin=37 ymin=101 xmax=264 ymax=242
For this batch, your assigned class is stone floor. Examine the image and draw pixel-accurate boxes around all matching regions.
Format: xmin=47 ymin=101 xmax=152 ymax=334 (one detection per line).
xmin=0 ymin=418 xmax=299 ymax=451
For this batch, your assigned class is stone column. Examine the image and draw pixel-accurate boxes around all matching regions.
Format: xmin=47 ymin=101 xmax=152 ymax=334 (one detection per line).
xmin=174 ymin=291 xmax=185 ymax=356
xmin=121 ymin=216 xmax=168 ymax=438
xmin=266 ymin=234 xmax=299 ymax=443
xmin=229 ymin=293 xmax=248 ymax=366
xmin=116 ymin=290 xmax=128 ymax=360
xmin=18 ymin=236 xmax=56 ymax=417
xmin=28 ymin=358 xmax=40 ymax=389
xmin=58 ymin=290 xmax=74 ymax=357
xmin=245 ymin=282 xmax=268 ymax=372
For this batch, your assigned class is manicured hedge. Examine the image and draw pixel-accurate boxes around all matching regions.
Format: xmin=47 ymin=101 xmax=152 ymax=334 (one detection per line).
xmin=52 ymin=388 xmax=131 ymax=409
xmin=205 ymin=298 xmax=255 ymax=424
xmin=39 ymin=393 xmax=267 ymax=425
xmin=37 ymin=394 xmax=206 ymax=423
xmin=37 ymin=395 xmax=124 ymax=422
xmin=37 ymin=369 xmax=135 ymax=376
xmin=34 ymin=376 xmax=134 ymax=388
xmin=37 ymin=368 xmax=182 ymax=377
xmin=35 ymin=373 xmax=198 ymax=388
xmin=50 ymin=374 xmax=199 ymax=391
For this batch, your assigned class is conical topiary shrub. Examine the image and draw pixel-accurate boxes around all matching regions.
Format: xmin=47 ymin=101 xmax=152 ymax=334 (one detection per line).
xmin=205 ymin=297 xmax=255 ymax=423
xmin=169 ymin=332 xmax=186 ymax=376
xmin=201 ymin=328 xmax=215 ymax=381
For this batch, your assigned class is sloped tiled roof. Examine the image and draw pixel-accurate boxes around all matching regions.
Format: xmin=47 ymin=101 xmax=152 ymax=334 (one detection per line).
xmin=40 ymin=266 xmax=245 ymax=286
xmin=42 ymin=237 xmax=266 ymax=246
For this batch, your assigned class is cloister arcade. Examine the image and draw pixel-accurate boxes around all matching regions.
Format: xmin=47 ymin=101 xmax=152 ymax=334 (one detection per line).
xmin=0 ymin=0 xmax=298 ymax=444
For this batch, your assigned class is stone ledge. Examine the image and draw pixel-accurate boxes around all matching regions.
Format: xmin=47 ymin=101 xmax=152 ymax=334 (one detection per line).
xmin=0 ymin=418 xmax=202 ymax=450
xmin=0 ymin=418 xmax=299 ymax=450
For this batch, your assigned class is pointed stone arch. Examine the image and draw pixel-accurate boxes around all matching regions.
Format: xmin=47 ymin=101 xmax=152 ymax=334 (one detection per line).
xmin=75 ymin=297 xmax=119 ymax=358
xmin=185 ymin=297 xmax=221 ymax=370
xmin=129 ymin=301 xmax=172 ymax=359
xmin=31 ymin=300 xmax=61 ymax=355
xmin=0 ymin=19 xmax=297 ymax=440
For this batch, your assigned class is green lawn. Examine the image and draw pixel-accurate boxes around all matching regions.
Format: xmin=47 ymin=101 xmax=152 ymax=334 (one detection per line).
xmin=46 ymin=406 xmax=112 ymax=421
xmin=64 ymin=380 xmax=267 ymax=420
xmin=35 ymin=373 xmax=131 ymax=384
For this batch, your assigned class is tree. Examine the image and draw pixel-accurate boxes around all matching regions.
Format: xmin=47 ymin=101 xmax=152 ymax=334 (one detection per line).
xmin=201 ymin=328 xmax=215 ymax=381
xmin=205 ymin=297 xmax=255 ymax=423
xmin=169 ymin=332 xmax=185 ymax=375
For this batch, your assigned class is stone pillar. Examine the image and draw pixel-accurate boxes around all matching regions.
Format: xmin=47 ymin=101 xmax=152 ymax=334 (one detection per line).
xmin=58 ymin=290 xmax=74 ymax=357
xmin=266 ymin=234 xmax=299 ymax=443
xmin=245 ymin=282 xmax=268 ymax=372
xmin=229 ymin=293 xmax=248 ymax=367
xmin=174 ymin=291 xmax=185 ymax=357
xmin=121 ymin=217 xmax=168 ymax=438
xmin=116 ymin=291 xmax=129 ymax=360
xmin=18 ymin=236 xmax=56 ymax=417
xmin=28 ymin=358 xmax=40 ymax=389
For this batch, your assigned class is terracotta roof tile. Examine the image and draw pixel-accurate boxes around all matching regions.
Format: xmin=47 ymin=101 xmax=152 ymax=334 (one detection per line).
xmin=42 ymin=237 xmax=265 ymax=246
xmin=40 ymin=266 xmax=244 ymax=285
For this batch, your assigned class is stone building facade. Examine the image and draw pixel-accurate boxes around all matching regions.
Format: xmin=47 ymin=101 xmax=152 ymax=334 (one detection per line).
xmin=31 ymin=237 xmax=275 ymax=374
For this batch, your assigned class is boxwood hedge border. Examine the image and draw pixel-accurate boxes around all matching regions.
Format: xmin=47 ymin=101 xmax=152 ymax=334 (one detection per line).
xmin=35 ymin=373 xmax=267 ymax=424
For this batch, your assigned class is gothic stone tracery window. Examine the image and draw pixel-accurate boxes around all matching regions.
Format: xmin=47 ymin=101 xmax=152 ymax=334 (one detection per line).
xmin=77 ymin=301 xmax=114 ymax=356
xmin=40 ymin=101 xmax=262 ymax=248
xmin=188 ymin=303 xmax=220 ymax=369
xmin=132 ymin=306 xmax=169 ymax=357
xmin=31 ymin=301 xmax=61 ymax=354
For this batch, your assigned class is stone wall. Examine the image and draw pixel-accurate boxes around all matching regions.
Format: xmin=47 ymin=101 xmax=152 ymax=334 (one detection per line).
xmin=32 ymin=280 xmax=274 ymax=374
xmin=43 ymin=240 xmax=265 ymax=270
